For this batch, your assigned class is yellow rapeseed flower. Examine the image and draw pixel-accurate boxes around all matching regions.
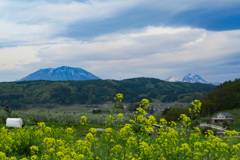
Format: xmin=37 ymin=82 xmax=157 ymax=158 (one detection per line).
xmin=30 ymin=155 xmax=38 ymax=160
xmin=80 ymin=116 xmax=88 ymax=125
xmin=30 ymin=145 xmax=39 ymax=155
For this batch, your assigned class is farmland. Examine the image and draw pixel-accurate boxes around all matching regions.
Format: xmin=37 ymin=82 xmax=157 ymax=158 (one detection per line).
xmin=0 ymin=96 xmax=240 ymax=159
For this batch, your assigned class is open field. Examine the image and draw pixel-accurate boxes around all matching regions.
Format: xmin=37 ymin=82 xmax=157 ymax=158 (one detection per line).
xmin=0 ymin=101 xmax=172 ymax=125
xmin=1 ymin=111 xmax=240 ymax=159
xmin=0 ymin=105 xmax=132 ymax=125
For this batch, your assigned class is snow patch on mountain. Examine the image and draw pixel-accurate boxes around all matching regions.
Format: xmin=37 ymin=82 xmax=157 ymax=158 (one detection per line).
xmin=165 ymin=76 xmax=182 ymax=82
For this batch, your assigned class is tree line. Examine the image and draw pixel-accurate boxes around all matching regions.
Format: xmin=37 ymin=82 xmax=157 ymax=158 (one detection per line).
xmin=0 ymin=78 xmax=215 ymax=109
xmin=201 ymin=78 xmax=240 ymax=116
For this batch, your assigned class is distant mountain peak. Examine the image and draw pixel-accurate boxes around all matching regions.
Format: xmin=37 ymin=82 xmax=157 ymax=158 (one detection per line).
xmin=182 ymin=73 xmax=207 ymax=83
xmin=165 ymin=76 xmax=182 ymax=82
xmin=165 ymin=73 xmax=207 ymax=84
xmin=19 ymin=66 xmax=100 ymax=81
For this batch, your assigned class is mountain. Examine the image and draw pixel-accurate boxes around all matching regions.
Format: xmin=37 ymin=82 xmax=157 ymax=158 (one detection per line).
xmin=165 ymin=76 xmax=182 ymax=82
xmin=182 ymin=73 xmax=207 ymax=83
xmin=19 ymin=66 xmax=100 ymax=81
xmin=165 ymin=73 xmax=207 ymax=84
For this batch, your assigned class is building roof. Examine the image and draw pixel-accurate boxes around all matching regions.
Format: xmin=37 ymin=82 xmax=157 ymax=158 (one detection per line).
xmin=219 ymin=112 xmax=233 ymax=117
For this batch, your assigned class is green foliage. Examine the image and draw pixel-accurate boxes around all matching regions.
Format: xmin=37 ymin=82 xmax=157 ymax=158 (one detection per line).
xmin=162 ymin=107 xmax=171 ymax=116
xmin=4 ymin=105 xmax=12 ymax=118
xmin=163 ymin=107 xmax=189 ymax=122
xmin=201 ymin=78 xmax=240 ymax=116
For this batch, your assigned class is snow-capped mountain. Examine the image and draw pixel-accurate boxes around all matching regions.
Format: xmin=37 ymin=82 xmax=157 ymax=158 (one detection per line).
xmin=182 ymin=73 xmax=207 ymax=83
xmin=165 ymin=73 xmax=207 ymax=84
xmin=165 ymin=76 xmax=182 ymax=82
xmin=19 ymin=66 xmax=100 ymax=81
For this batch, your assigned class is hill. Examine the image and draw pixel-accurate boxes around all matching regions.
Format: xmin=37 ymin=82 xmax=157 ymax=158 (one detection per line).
xmin=201 ymin=78 xmax=240 ymax=116
xmin=0 ymin=78 xmax=215 ymax=108
xmin=19 ymin=66 xmax=100 ymax=81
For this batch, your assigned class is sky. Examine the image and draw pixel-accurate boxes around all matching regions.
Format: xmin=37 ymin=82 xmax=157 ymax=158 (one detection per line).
xmin=0 ymin=0 xmax=240 ymax=83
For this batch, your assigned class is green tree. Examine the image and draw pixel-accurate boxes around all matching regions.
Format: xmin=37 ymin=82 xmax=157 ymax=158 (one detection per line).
xmin=163 ymin=107 xmax=189 ymax=122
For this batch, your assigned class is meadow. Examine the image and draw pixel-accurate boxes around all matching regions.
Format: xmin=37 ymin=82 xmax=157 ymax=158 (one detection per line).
xmin=0 ymin=94 xmax=240 ymax=160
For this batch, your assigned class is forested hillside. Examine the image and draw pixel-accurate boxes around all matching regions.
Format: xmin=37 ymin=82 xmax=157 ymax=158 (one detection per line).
xmin=0 ymin=78 xmax=215 ymax=108
xmin=201 ymin=78 xmax=240 ymax=116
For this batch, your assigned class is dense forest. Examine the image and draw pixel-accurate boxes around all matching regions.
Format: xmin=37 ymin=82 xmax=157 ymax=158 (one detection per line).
xmin=201 ymin=78 xmax=240 ymax=116
xmin=0 ymin=78 xmax=215 ymax=108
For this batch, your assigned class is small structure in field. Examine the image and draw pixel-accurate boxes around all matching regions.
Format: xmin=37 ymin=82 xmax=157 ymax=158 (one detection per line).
xmin=6 ymin=118 xmax=23 ymax=128
xmin=211 ymin=112 xmax=233 ymax=123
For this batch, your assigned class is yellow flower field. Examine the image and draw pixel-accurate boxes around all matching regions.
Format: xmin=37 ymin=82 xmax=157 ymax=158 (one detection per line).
xmin=0 ymin=95 xmax=239 ymax=159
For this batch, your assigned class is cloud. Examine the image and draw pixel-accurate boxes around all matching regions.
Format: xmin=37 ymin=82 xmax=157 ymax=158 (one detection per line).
xmin=0 ymin=0 xmax=145 ymax=46
xmin=38 ymin=26 xmax=240 ymax=61
xmin=0 ymin=25 xmax=240 ymax=82
xmin=8 ymin=26 xmax=237 ymax=82
xmin=0 ymin=46 xmax=41 ymax=70
xmin=0 ymin=20 xmax=57 ymax=47
xmin=0 ymin=0 xmax=240 ymax=82
xmin=143 ymin=0 xmax=240 ymax=13
xmin=1 ymin=0 xmax=239 ymax=46
xmin=0 ymin=0 xmax=239 ymax=51
xmin=0 ymin=0 xmax=143 ymax=25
